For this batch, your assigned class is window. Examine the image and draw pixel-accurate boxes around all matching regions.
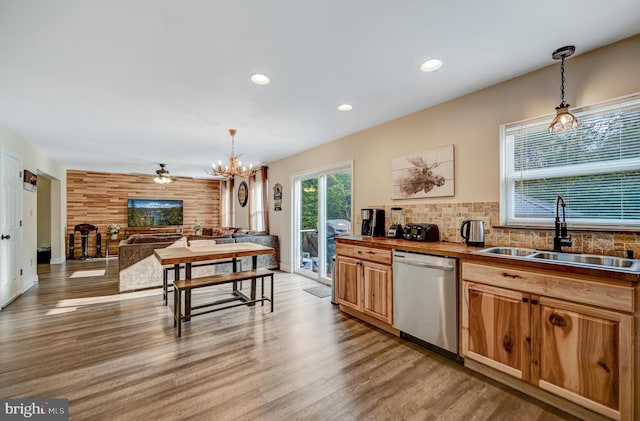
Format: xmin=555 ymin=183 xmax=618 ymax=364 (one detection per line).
xmin=501 ymin=93 xmax=640 ymax=229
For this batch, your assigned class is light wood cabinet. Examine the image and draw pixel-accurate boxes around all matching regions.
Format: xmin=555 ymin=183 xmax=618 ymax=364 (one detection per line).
xmin=336 ymin=243 xmax=393 ymax=326
xmin=335 ymin=256 xmax=360 ymax=311
xmin=362 ymin=260 xmax=393 ymax=324
xmin=463 ymin=282 xmax=531 ymax=381
xmin=534 ymin=296 xmax=632 ymax=419
xmin=462 ymin=261 xmax=634 ymax=420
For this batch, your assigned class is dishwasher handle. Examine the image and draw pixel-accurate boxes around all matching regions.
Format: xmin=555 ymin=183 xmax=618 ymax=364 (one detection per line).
xmin=394 ymin=259 xmax=454 ymax=271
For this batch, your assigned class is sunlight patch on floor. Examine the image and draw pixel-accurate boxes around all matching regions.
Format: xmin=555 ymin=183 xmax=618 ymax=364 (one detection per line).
xmin=47 ymin=288 xmax=161 ymax=315
xmin=69 ymin=269 xmax=106 ymax=278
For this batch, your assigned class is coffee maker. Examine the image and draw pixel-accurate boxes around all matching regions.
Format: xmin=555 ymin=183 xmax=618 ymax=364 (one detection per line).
xmin=361 ymin=208 xmax=386 ymax=237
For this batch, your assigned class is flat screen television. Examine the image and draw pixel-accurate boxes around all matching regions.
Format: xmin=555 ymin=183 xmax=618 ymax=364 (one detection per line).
xmin=127 ymin=199 xmax=183 ymax=227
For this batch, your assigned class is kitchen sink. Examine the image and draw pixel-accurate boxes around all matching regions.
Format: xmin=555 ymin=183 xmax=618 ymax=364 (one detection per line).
xmin=531 ymin=251 xmax=640 ymax=270
xmin=477 ymin=247 xmax=537 ymax=257
xmin=476 ymin=247 xmax=640 ymax=273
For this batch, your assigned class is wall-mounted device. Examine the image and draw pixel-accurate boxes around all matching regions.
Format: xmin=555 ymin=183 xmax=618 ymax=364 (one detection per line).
xmin=403 ymin=223 xmax=440 ymax=242
xmin=361 ymin=208 xmax=386 ymax=237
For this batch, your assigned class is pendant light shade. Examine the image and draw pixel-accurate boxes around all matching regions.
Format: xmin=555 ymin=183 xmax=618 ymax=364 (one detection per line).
xmin=548 ymin=46 xmax=578 ymax=133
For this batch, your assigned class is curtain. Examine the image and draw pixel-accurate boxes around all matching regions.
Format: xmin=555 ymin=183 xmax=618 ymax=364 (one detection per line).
xmin=260 ymin=166 xmax=269 ymax=233
xmin=221 ymin=178 xmax=235 ymax=228
xmin=248 ymin=174 xmax=255 ymax=230
xmin=248 ymin=166 xmax=269 ymax=232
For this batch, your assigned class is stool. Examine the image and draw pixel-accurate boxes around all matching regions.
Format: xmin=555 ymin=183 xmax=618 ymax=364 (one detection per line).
xmin=74 ymin=224 xmax=98 ymax=260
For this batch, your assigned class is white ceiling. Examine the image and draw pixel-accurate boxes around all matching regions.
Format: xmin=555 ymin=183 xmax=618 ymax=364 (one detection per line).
xmin=0 ymin=1 xmax=639 ymax=179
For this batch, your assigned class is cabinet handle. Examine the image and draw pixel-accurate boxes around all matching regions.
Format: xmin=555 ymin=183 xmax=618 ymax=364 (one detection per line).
xmin=522 ymin=297 xmax=529 ymax=303
xmin=531 ymin=299 xmax=538 ymax=305
xmin=549 ymin=313 xmax=567 ymax=327
xmin=501 ymin=272 xmax=521 ymax=279
xmin=1 ymin=234 xmax=10 ymax=240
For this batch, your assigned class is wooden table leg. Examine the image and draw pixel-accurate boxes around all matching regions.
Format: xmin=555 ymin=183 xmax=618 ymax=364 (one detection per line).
xmin=270 ymin=273 xmax=274 ymax=312
xmin=177 ymin=288 xmax=182 ymax=337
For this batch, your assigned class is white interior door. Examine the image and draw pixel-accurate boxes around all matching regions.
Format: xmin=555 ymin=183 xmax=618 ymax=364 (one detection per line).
xmin=1 ymin=150 xmax=23 ymax=309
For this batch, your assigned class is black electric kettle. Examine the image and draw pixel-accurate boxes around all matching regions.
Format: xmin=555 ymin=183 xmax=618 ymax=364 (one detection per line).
xmin=460 ymin=220 xmax=485 ymax=246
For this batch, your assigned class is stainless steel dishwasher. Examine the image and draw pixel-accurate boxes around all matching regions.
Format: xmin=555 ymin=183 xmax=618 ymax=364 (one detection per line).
xmin=393 ymin=251 xmax=459 ymax=359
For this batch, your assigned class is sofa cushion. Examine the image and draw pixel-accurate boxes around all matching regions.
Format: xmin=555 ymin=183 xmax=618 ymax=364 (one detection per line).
xmin=188 ymin=239 xmax=217 ymax=247
xmin=132 ymin=235 xmax=182 ymax=244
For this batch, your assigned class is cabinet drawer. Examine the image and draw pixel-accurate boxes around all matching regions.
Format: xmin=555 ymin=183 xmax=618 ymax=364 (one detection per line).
xmin=462 ymin=262 xmax=634 ymax=313
xmin=336 ymin=243 xmax=391 ymax=265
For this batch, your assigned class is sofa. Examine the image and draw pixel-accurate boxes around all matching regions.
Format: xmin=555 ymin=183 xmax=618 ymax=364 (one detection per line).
xmin=118 ymin=230 xmax=279 ymax=292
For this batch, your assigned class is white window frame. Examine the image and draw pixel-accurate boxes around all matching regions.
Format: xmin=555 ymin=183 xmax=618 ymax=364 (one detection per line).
xmin=500 ymin=93 xmax=640 ymax=229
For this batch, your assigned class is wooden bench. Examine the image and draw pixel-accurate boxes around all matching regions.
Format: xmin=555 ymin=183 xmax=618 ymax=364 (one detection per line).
xmin=173 ymin=268 xmax=275 ymax=337
xmin=162 ymin=259 xmax=242 ymax=305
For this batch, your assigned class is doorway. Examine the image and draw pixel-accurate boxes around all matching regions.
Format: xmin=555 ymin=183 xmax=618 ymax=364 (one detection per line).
xmin=293 ymin=162 xmax=352 ymax=284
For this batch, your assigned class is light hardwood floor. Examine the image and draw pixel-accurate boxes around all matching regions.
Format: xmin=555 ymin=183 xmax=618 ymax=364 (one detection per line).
xmin=0 ymin=259 xmax=579 ymax=420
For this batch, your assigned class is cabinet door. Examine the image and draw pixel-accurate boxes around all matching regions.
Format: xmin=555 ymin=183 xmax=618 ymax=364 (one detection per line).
xmin=462 ymin=281 xmax=531 ymax=381
xmin=336 ymin=256 xmax=361 ymax=311
xmin=362 ymin=261 xmax=393 ymax=324
xmin=534 ymin=296 xmax=633 ymax=420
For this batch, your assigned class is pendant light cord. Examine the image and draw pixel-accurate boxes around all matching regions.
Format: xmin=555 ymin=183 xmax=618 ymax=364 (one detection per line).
xmin=560 ymin=56 xmax=566 ymax=105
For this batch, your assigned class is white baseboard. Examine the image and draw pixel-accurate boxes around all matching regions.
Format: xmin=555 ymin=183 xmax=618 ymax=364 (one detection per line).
xmin=279 ymin=263 xmax=292 ymax=272
xmin=22 ymin=275 xmax=38 ymax=293
xmin=50 ymin=257 xmax=66 ymax=264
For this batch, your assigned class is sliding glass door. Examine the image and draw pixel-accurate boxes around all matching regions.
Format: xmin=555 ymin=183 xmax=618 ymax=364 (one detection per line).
xmin=294 ymin=163 xmax=352 ymax=284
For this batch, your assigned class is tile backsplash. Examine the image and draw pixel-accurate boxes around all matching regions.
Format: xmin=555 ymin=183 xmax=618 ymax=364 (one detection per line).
xmin=377 ymin=202 xmax=640 ymax=258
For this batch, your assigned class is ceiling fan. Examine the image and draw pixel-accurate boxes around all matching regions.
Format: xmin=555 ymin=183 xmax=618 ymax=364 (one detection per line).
xmin=153 ymin=163 xmax=172 ymax=184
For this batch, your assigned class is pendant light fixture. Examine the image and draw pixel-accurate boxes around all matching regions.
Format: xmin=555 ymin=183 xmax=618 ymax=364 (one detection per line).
xmin=208 ymin=129 xmax=257 ymax=179
xmin=153 ymin=163 xmax=172 ymax=184
xmin=548 ymin=45 xmax=578 ymax=133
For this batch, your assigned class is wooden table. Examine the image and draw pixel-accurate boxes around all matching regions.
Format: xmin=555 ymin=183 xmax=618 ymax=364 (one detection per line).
xmin=154 ymin=243 xmax=275 ymax=331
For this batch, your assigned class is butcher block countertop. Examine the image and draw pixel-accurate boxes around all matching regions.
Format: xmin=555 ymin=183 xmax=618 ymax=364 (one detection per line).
xmin=335 ymin=235 xmax=640 ymax=285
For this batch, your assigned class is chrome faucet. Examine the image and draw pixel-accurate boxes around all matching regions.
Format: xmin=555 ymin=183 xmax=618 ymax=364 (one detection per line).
xmin=553 ymin=195 xmax=572 ymax=252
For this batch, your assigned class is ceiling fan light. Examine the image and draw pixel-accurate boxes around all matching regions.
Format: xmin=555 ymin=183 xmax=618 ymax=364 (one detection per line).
xmin=153 ymin=163 xmax=173 ymax=184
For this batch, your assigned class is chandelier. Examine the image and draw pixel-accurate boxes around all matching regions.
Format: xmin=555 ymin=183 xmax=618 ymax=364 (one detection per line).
xmin=548 ymin=45 xmax=578 ymax=133
xmin=209 ymin=129 xmax=257 ymax=178
xmin=153 ymin=164 xmax=172 ymax=184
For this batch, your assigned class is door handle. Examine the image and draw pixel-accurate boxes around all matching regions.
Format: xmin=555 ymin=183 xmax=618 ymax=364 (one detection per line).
xmin=1 ymin=234 xmax=10 ymax=240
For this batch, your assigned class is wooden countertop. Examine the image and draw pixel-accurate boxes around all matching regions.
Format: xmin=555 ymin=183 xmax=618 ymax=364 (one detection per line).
xmin=335 ymin=236 xmax=640 ymax=284
xmin=154 ymin=243 xmax=274 ymax=265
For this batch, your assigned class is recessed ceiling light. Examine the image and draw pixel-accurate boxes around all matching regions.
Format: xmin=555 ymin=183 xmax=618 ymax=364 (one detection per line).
xmin=250 ymin=74 xmax=270 ymax=85
xmin=337 ymin=104 xmax=353 ymax=112
xmin=420 ymin=59 xmax=443 ymax=72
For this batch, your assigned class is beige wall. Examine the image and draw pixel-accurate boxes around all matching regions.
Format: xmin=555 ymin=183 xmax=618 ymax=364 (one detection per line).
xmin=268 ymin=35 xmax=640 ymax=271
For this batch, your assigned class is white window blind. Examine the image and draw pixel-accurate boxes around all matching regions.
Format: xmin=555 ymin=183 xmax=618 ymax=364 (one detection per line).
xmin=501 ymin=93 xmax=640 ymax=228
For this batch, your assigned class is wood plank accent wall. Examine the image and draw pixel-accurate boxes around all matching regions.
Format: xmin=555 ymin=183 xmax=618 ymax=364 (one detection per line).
xmin=66 ymin=170 xmax=221 ymax=258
